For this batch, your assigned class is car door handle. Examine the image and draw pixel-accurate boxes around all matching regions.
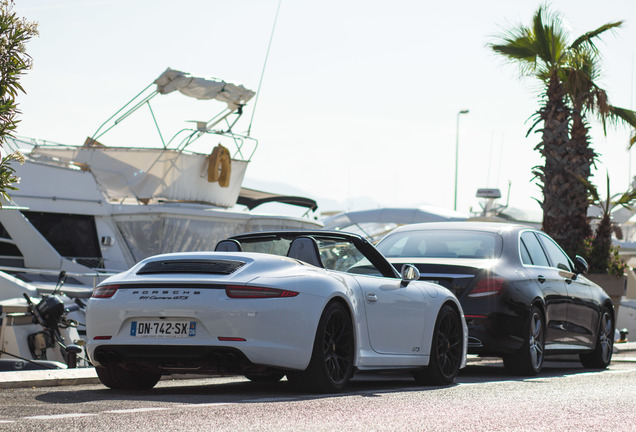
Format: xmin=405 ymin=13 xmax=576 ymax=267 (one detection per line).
xmin=366 ymin=292 xmax=378 ymax=303
xmin=564 ymin=278 xmax=572 ymax=284
xmin=537 ymin=276 xmax=546 ymax=283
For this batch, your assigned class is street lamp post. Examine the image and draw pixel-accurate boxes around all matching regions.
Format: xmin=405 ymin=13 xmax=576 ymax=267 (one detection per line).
xmin=454 ymin=109 xmax=469 ymax=211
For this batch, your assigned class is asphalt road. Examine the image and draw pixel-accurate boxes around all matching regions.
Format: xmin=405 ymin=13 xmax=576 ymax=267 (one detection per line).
xmin=1 ymin=356 xmax=635 ymax=432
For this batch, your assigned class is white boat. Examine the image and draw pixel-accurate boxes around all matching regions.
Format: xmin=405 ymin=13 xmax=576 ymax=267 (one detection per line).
xmin=0 ymin=68 xmax=321 ymax=368
xmin=322 ymin=206 xmax=468 ymax=242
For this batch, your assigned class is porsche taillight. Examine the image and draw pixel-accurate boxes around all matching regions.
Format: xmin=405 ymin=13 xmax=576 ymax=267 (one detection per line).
xmin=467 ymin=277 xmax=505 ymax=298
xmin=92 ymin=285 xmax=119 ymax=298
xmin=225 ymin=286 xmax=299 ymax=299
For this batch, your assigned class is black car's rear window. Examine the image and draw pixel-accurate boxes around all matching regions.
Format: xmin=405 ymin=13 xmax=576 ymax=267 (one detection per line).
xmin=377 ymin=230 xmax=503 ymax=259
xmin=137 ymin=259 xmax=245 ymax=275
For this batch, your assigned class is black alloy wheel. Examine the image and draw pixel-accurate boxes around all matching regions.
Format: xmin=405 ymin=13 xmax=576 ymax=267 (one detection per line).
xmin=287 ymin=302 xmax=354 ymax=393
xmin=580 ymin=306 xmax=614 ymax=369
xmin=503 ymin=305 xmax=545 ymax=375
xmin=413 ymin=304 xmax=463 ymax=385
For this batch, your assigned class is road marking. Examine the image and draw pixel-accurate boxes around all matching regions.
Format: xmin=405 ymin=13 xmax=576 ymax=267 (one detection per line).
xmin=103 ymin=408 xmax=169 ymax=414
xmin=243 ymin=397 xmax=297 ymax=403
xmin=0 ymin=420 xmax=15 ymax=423
xmin=25 ymin=413 xmax=98 ymax=420
xmin=19 ymin=403 xmax=234 ymax=423
xmin=605 ymin=369 xmax=634 ymax=374
xmin=175 ymin=403 xmax=232 ymax=408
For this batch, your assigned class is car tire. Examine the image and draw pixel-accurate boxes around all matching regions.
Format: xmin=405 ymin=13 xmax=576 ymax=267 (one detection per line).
xmin=96 ymin=365 xmax=161 ymax=390
xmin=503 ymin=305 xmax=545 ymax=376
xmin=580 ymin=306 xmax=614 ymax=369
xmin=245 ymin=370 xmax=285 ymax=383
xmin=286 ymin=302 xmax=354 ymax=393
xmin=413 ymin=304 xmax=463 ymax=386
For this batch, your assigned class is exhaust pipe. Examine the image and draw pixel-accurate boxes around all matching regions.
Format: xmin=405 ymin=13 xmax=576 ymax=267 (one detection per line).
xmin=95 ymin=350 xmax=119 ymax=365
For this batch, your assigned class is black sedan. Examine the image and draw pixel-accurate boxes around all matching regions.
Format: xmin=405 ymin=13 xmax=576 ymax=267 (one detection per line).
xmin=375 ymin=221 xmax=614 ymax=375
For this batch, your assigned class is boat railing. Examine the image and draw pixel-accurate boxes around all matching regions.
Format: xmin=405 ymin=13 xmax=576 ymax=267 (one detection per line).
xmin=166 ymin=127 xmax=258 ymax=161
xmin=87 ymin=69 xmax=258 ymax=161
xmin=0 ymin=265 xmax=118 ymax=288
xmin=4 ymin=136 xmax=62 ymax=154
xmin=5 ymin=68 xmax=259 ymax=162
xmin=6 ymin=128 xmax=257 ymax=168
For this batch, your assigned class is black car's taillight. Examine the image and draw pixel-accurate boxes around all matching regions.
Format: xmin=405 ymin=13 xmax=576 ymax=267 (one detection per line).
xmin=467 ymin=277 xmax=505 ymax=298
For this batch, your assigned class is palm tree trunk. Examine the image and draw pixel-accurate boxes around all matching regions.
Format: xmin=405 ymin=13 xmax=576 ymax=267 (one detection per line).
xmin=534 ymin=71 xmax=588 ymax=258
xmin=565 ymin=106 xmax=595 ymax=254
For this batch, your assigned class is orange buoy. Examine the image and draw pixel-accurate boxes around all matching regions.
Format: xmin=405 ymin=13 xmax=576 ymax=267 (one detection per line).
xmin=208 ymin=144 xmax=232 ymax=187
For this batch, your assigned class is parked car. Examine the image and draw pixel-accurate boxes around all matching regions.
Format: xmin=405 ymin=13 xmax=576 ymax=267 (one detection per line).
xmin=375 ymin=221 xmax=614 ymax=375
xmin=86 ymin=230 xmax=467 ymax=393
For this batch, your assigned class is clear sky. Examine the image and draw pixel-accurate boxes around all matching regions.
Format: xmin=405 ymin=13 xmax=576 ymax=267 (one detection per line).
xmin=11 ymin=0 xmax=636 ymax=219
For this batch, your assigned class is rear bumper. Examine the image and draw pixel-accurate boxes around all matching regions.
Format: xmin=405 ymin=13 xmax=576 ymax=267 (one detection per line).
xmin=91 ymin=344 xmax=273 ymax=375
xmin=465 ymin=313 xmax=525 ymax=356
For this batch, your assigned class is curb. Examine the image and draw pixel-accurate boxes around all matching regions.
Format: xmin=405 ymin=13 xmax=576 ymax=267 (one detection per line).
xmin=613 ymin=341 xmax=636 ymax=353
xmin=0 ymin=367 xmax=99 ymax=389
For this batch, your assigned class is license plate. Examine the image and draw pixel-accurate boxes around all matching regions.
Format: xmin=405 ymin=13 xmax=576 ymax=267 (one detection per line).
xmin=131 ymin=320 xmax=196 ymax=338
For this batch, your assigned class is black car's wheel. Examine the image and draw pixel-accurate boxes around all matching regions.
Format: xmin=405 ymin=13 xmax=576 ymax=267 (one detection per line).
xmin=245 ymin=370 xmax=285 ymax=383
xmin=96 ymin=365 xmax=161 ymax=390
xmin=580 ymin=306 xmax=614 ymax=369
xmin=503 ymin=305 xmax=545 ymax=376
xmin=413 ymin=304 xmax=463 ymax=386
xmin=287 ymin=302 xmax=354 ymax=393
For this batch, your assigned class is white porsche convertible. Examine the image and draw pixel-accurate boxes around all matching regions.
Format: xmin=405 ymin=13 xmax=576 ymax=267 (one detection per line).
xmin=86 ymin=230 xmax=467 ymax=393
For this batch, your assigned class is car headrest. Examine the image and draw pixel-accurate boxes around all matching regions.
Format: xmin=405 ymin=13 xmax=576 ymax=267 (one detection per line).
xmin=215 ymin=239 xmax=242 ymax=252
xmin=286 ymin=236 xmax=324 ymax=268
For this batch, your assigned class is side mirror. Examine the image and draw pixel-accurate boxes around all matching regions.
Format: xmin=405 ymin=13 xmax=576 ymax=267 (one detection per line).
xmin=400 ymin=264 xmax=420 ymax=284
xmin=574 ymin=255 xmax=588 ymax=275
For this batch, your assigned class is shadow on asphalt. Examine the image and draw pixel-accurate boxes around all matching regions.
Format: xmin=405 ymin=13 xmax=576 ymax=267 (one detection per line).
xmin=34 ymin=357 xmax=611 ymax=406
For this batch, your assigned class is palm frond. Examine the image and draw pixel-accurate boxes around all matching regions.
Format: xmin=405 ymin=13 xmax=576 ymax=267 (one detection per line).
xmin=607 ymin=106 xmax=636 ymax=127
xmin=532 ymin=6 xmax=569 ymax=67
xmin=579 ymin=175 xmax=601 ymax=205
xmin=605 ymin=106 xmax=636 ymax=148
xmin=615 ymin=189 xmax=636 ymax=209
xmin=490 ymin=41 xmax=537 ymax=63
xmin=570 ymin=21 xmax=623 ymax=51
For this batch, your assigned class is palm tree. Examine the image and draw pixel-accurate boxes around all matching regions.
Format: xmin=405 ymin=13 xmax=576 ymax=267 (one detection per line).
xmin=583 ymin=174 xmax=636 ymax=274
xmin=490 ymin=6 xmax=624 ymax=258
xmin=561 ymin=46 xmax=636 ymax=260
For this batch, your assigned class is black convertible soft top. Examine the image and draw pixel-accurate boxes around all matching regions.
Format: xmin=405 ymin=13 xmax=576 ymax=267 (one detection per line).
xmin=227 ymin=230 xmax=399 ymax=279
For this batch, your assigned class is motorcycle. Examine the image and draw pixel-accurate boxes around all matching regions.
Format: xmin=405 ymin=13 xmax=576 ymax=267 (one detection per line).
xmin=0 ymin=271 xmax=87 ymax=371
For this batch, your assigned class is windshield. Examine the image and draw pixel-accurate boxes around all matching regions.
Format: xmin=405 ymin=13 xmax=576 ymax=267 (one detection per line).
xmin=377 ymin=230 xmax=503 ymax=259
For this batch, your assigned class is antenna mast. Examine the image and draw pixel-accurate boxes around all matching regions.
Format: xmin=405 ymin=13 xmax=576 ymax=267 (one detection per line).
xmin=247 ymin=0 xmax=282 ymax=137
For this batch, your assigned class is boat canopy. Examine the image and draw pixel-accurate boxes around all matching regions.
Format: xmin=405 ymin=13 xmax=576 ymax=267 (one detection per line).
xmin=154 ymin=68 xmax=255 ymax=110
xmin=322 ymin=206 xmax=468 ymax=242
xmin=238 ymin=187 xmax=318 ymax=211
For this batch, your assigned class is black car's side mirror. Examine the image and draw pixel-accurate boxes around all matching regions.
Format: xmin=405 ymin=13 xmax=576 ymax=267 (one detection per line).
xmin=574 ymin=255 xmax=589 ymax=275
